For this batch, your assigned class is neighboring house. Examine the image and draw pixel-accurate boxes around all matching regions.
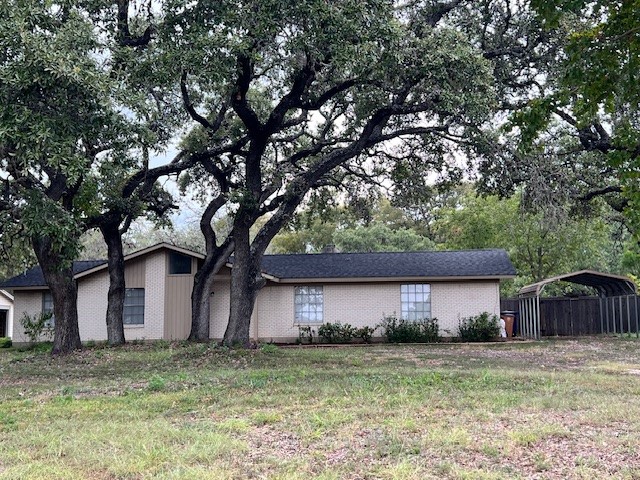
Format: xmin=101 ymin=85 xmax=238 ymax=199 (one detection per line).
xmin=0 ymin=243 xmax=516 ymax=344
xmin=0 ymin=290 xmax=13 ymax=339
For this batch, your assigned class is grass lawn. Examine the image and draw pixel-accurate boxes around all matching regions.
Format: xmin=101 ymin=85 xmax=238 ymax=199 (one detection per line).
xmin=1 ymin=337 xmax=640 ymax=479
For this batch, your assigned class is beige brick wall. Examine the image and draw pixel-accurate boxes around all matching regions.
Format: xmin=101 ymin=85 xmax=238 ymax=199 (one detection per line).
xmin=252 ymin=280 xmax=501 ymax=342
xmin=74 ymin=251 xmax=166 ymax=341
xmin=11 ymin=291 xmax=42 ymax=343
xmin=10 ymin=250 xmax=170 ymax=343
xmin=254 ymin=283 xmax=295 ymax=341
xmin=210 ymin=280 xmax=231 ymax=339
xmin=13 ymin=275 xmax=502 ymax=344
xmin=432 ymin=281 xmax=501 ymax=335
xmin=77 ymin=273 xmax=109 ymax=341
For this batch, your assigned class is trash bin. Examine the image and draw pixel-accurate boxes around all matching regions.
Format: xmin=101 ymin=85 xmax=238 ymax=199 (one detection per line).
xmin=500 ymin=311 xmax=515 ymax=338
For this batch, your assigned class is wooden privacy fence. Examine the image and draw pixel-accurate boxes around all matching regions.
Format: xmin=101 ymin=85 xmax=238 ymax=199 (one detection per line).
xmin=501 ymin=296 xmax=640 ymax=337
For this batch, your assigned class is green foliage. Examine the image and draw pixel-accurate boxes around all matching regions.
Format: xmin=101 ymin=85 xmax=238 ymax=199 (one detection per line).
xmin=270 ymin=197 xmax=435 ymax=254
xmin=259 ymin=343 xmax=280 ymax=354
xmin=0 ymin=337 xmax=12 ymax=348
xmin=19 ymin=312 xmax=53 ymax=344
xmin=147 ymin=375 xmax=167 ymax=392
xmin=355 ymin=326 xmax=376 ymax=344
xmin=297 ymin=326 xmax=315 ymax=345
xmin=334 ymin=224 xmax=435 ymax=253
xmin=317 ymin=323 xmax=378 ymax=344
xmin=379 ymin=315 xmax=439 ymax=343
xmin=523 ymin=1 xmax=640 ymax=236
xmin=318 ymin=323 xmax=356 ymax=344
xmin=434 ymin=189 xmax=620 ymax=295
xmin=457 ymin=312 xmax=500 ymax=342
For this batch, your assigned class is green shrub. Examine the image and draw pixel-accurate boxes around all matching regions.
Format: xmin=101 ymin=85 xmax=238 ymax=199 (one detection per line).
xmin=318 ymin=322 xmax=357 ymax=343
xmin=355 ymin=326 xmax=376 ymax=343
xmin=457 ymin=312 xmax=500 ymax=342
xmin=19 ymin=311 xmax=53 ymax=343
xmin=0 ymin=337 xmax=12 ymax=348
xmin=297 ymin=326 xmax=315 ymax=344
xmin=379 ymin=315 xmax=439 ymax=343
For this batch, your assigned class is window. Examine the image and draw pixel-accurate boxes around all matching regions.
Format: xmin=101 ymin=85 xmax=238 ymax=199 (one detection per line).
xmin=401 ymin=284 xmax=431 ymax=321
xmin=294 ymin=286 xmax=323 ymax=324
xmin=124 ymin=288 xmax=145 ymax=325
xmin=169 ymin=252 xmax=192 ymax=274
xmin=42 ymin=291 xmax=55 ymax=327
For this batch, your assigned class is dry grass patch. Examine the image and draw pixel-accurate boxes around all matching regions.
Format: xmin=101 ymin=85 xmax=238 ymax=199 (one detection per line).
xmin=1 ymin=337 xmax=639 ymax=479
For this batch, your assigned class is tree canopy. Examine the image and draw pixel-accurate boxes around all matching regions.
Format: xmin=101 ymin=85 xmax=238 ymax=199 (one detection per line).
xmin=1 ymin=0 xmax=639 ymax=351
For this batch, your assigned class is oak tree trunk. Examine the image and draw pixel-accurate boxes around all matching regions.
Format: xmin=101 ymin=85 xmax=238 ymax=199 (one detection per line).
xmin=223 ymin=223 xmax=262 ymax=347
xmin=101 ymin=222 xmax=126 ymax=345
xmin=223 ymin=253 xmax=260 ymax=347
xmin=32 ymin=237 xmax=82 ymax=354
xmin=190 ymin=249 xmax=232 ymax=341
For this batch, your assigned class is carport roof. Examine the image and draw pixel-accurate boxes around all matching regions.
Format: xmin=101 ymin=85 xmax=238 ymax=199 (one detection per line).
xmin=519 ymin=270 xmax=637 ymax=297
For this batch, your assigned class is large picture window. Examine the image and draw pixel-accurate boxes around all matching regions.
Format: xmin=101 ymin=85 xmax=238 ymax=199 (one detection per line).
xmin=401 ymin=284 xmax=431 ymax=321
xmin=124 ymin=288 xmax=145 ymax=325
xmin=294 ymin=286 xmax=323 ymax=324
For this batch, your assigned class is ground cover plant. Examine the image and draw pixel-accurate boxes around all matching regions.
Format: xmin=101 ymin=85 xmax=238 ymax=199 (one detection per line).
xmin=1 ymin=337 xmax=639 ymax=479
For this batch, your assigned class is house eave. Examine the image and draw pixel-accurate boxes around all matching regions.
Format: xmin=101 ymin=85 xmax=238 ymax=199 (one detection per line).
xmin=2 ymin=286 xmax=49 ymax=292
xmin=269 ymin=275 xmax=516 ymax=284
xmin=75 ymin=243 xmax=205 ymax=280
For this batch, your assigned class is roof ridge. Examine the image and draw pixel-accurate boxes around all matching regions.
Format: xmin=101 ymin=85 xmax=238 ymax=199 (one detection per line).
xmin=263 ymin=248 xmax=506 ymax=257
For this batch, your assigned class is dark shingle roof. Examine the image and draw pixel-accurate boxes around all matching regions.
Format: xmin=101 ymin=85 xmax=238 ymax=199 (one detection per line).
xmin=0 ymin=248 xmax=516 ymax=288
xmin=0 ymin=260 xmax=106 ymax=288
xmin=258 ymin=249 xmax=515 ymax=279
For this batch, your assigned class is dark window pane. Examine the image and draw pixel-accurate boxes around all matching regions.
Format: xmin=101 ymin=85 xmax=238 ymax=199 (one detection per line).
xmin=169 ymin=252 xmax=192 ymax=274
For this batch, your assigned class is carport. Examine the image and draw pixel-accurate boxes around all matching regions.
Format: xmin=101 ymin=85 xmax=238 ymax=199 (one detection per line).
xmin=518 ymin=270 xmax=638 ymax=339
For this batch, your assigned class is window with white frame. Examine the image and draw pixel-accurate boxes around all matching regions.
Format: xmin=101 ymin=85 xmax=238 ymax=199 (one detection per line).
xmin=294 ymin=286 xmax=323 ymax=324
xmin=42 ymin=291 xmax=55 ymax=327
xmin=401 ymin=284 xmax=431 ymax=321
xmin=124 ymin=288 xmax=145 ymax=325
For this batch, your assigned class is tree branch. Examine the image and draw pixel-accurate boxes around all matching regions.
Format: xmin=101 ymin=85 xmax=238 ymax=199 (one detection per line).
xmin=180 ymin=71 xmax=228 ymax=133
xmin=231 ymin=54 xmax=263 ymax=134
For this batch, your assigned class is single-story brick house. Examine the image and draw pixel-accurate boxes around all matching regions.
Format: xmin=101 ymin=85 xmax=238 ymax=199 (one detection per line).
xmin=1 ymin=243 xmax=516 ymax=343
